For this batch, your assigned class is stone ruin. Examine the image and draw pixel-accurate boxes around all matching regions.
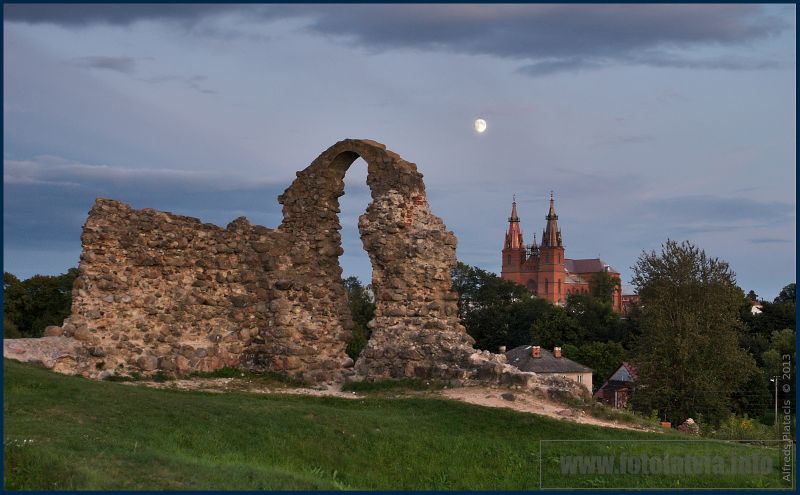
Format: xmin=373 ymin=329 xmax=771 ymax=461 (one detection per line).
xmin=7 ymin=139 xmax=588 ymax=399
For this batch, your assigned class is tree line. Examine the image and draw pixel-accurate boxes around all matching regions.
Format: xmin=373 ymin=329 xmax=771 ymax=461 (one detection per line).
xmin=4 ymin=240 xmax=794 ymax=429
xmin=4 ymin=269 xmax=79 ymax=339
xmin=448 ymin=239 xmax=794 ymax=427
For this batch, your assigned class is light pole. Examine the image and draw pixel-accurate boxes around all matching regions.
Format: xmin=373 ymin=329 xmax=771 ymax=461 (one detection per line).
xmin=770 ymin=376 xmax=778 ymax=426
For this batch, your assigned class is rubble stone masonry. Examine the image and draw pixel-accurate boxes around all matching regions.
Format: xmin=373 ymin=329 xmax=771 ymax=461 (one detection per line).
xmin=25 ymin=138 xmax=589 ymax=400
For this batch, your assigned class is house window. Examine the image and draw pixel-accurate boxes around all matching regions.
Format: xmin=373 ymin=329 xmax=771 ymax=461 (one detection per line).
xmin=506 ymin=255 xmax=511 ymax=266
xmin=577 ymin=375 xmax=583 ymax=383
xmin=544 ymin=279 xmax=549 ymax=293
xmin=558 ymin=280 xmax=562 ymax=295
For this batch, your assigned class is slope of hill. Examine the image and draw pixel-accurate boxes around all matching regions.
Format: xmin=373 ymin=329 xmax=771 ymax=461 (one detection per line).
xmin=3 ymin=360 xmax=788 ymax=490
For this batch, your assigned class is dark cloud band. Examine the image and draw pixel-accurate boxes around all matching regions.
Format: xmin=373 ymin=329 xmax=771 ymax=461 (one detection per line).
xmin=5 ymin=4 xmax=788 ymax=75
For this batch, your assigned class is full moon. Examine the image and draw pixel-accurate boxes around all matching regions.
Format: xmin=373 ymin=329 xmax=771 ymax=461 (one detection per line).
xmin=474 ymin=118 xmax=487 ymax=133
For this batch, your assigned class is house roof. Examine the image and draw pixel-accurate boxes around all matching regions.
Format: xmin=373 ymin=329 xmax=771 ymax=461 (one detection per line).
xmin=594 ymin=362 xmax=638 ymax=396
xmin=505 ymin=346 xmax=593 ymax=373
xmin=565 ymin=258 xmax=618 ymax=274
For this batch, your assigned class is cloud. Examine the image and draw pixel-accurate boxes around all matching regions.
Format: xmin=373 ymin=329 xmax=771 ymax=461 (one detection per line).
xmin=69 ymin=54 xmax=215 ymax=94
xmin=591 ymin=134 xmax=656 ymax=147
xmin=749 ymin=237 xmax=793 ymax=244
xmin=2 ymin=4 xmax=233 ymax=27
xmin=3 ymin=155 xmax=289 ymax=258
xmin=71 ymin=55 xmax=139 ymax=74
xmin=139 ymin=74 xmax=217 ymax=94
xmin=3 ymin=156 xmax=281 ymax=192
xmin=5 ymin=5 xmax=789 ymax=76
xmin=642 ymin=195 xmax=795 ymax=224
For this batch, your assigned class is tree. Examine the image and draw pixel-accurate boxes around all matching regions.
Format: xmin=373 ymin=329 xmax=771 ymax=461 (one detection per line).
xmin=629 ymin=240 xmax=756 ymax=425
xmin=564 ymin=293 xmax=625 ymax=343
xmin=3 ymin=268 xmax=79 ymax=338
xmin=775 ymin=283 xmax=796 ymax=303
xmin=561 ymin=341 xmax=627 ymax=390
xmin=451 ymin=262 xmax=554 ymax=351
xmin=589 ymin=270 xmax=620 ymax=305
xmin=3 ymin=315 xmax=22 ymax=339
xmin=342 ymin=276 xmax=375 ymax=360
xmin=531 ymin=306 xmax=585 ymax=349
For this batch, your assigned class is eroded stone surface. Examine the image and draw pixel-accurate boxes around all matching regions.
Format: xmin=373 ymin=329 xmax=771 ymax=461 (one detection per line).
xmin=8 ymin=139 xmax=591 ymax=401
xmin=45 ymin=139 xmax=474 ymax=383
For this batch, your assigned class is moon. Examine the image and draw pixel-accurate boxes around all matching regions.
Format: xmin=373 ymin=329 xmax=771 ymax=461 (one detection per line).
xmin=474 ymin=118 xmax=487 ymax=133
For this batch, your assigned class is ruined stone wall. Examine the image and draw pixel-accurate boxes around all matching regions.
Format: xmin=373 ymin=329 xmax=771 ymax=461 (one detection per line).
xmin=277 ymin=140 xmax=475 ymax=381
xmin=59 ymin=139 xmax=493 ymax=384
xmin=61 ymin=197 xmax=352 ymax=383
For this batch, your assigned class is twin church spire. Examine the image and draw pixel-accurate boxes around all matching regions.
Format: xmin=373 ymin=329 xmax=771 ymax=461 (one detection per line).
xmin=504 ymin=194 xmax=524 ymax=249
xmin=504 ymin=191 xmax=562 ymax=252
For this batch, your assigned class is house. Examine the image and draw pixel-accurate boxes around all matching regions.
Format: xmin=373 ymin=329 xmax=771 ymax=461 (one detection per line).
xmin=505 ymin=345 xmax=592 ymax=392
xmin=594 ymin=362 xmax=638 ymax=408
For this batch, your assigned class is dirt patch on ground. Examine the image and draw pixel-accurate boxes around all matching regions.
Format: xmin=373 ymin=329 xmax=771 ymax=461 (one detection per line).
xmin=440 ymin=386 xmax=655 ymax=432
xmin=123 ymin=377 xmax=361 ymax=399
xmin=125 ymin=378 xmax=654 ymax=431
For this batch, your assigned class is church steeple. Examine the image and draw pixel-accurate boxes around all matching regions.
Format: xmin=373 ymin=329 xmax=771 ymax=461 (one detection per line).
xmin=542 ymin=191 xmax=562 ymax=248
xmin=504 ymin=195 xmax=524 ymax=249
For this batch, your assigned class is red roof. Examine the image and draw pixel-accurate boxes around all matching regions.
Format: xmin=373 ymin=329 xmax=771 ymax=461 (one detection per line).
xmin=565 ymin=258 xmax=618 ymax=274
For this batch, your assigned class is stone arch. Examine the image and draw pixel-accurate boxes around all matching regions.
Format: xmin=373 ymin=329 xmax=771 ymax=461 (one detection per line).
xmin=275 ymin=139 xmax=474 ymax=380
xmin=59 ymin=139 xmax=480 ymax=384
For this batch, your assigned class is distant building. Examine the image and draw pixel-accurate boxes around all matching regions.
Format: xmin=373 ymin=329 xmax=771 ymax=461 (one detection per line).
xmin=621 ymin=294 xmax=640 ymax=316
xmin=505 ymin=345 xmax=593 ymax=392
xmin=501 ymin=193 xmax=629 ymax=312
xmin=594 ymin=362 xmax=638 ymax=408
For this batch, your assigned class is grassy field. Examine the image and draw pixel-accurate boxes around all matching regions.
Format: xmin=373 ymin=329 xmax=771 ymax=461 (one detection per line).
xmin=3 ymin=359 xmax=792 ymax=490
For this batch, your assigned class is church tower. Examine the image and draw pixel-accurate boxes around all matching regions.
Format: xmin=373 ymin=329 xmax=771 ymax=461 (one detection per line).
xmin=501 ymin=196 xmax=527 ymax=285
xmin=536 ymin=192 xmax=566 ymax=304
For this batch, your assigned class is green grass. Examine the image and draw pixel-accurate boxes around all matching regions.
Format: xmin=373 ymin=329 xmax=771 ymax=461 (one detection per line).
xmin=3 ymin=360 xmax=792 ymax=490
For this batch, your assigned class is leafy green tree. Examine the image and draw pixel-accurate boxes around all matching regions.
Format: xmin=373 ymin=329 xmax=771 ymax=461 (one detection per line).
xmin=451 ymin=262 xmax=554 ymax=351
xmin=589 ymin=270 xmax=621 ymax=305
xmin=629 ymin=240 xmax=756 ymax=425
xmin=3 ymin=315 xmax=22 ymax=339
xmin=530 ymin=306 xmax=584 ymax=348
xmin=761 ymin=328 xmax=796 ymax=379
xmin=3 ymin=269 xmax=78 ymax=338
xmin=775 ymin=283 xmax=795 ymax=303
xmin=564 ymin=341 xmax=627 ymax=389
xmin=565 ymin=293 xmax=625 ymax=343
xmin=342 ymin=276 xmax=375 ymax=360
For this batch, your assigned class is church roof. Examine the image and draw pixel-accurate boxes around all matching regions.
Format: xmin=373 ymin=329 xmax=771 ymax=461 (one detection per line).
xmin=565 ymin=258 xmax=617 ymax=274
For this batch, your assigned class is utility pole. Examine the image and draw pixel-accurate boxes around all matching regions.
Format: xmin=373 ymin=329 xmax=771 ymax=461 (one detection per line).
xmin=770 ymin=376 xmax=778 ymax=426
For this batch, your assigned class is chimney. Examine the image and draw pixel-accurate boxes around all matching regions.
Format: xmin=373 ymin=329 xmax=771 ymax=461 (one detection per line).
xmin=553 ymin=347 xmax=562 ymax=358
xmin=498 ymin=345 xmax=507 ymax=353
xmin=531 ymin=346 xmax=541 ymax=358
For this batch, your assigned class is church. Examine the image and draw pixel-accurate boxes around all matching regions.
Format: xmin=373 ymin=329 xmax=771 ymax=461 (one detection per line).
xmin=501 ymin=193 xmax=623 ymax=312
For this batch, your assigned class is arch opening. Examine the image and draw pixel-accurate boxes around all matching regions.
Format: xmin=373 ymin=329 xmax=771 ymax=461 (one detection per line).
xmin=335 ymin=157 xmax=376 ymax=361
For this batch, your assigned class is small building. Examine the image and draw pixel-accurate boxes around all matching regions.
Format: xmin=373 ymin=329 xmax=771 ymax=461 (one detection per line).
xmin=505 ymin=345 xmax=592 ymax=392
xmin=594 ymin=362 xmax=638 ymax=408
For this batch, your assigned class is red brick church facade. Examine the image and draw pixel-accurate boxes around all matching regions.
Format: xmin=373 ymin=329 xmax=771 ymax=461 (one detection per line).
xmin=501 ymin=193 xmax=622 ymax=312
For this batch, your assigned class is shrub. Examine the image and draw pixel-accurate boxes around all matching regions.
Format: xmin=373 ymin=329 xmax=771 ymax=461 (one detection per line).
xmin=707 ymin=414 xmax=779 ymax=442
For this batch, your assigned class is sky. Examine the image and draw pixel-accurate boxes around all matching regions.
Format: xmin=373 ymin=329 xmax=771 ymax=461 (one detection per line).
xmin=3 ymin=4 xmax=796 ymax=299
